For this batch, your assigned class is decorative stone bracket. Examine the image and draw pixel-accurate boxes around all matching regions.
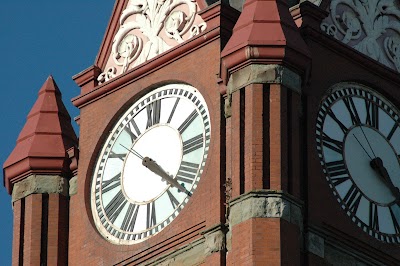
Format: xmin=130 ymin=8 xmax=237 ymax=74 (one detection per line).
xmin=201 ymin=224 xmax=227 ymax=256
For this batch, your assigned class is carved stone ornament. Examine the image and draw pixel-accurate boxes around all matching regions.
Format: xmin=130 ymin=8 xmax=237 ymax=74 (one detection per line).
xmin=321 ymin=0 xmax=400 ymax=73
xmin=98 ymin=0 xmax=207 ymax=85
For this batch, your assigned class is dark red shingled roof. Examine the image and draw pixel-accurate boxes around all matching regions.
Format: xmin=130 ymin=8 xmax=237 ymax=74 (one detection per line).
xmin=221 ymin=0 xmax=311 ymax=82
xmin=3 ymin=76 xmax=78 ymax=194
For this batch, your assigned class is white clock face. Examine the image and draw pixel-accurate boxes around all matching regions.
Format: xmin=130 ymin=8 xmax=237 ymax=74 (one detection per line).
xmin=316 ymin=83 xmax=400 ymax=243
xmin=91 ymin=84 xmax=211 ymax=245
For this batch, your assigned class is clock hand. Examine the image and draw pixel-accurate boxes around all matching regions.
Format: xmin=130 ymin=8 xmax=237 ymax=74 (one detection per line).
xmin=353 ymin=134 xmax=373 ymax=160
xmin=142 ymin=157 xmax=192 ymax=197
xmin=359 ymin=126 xmax=377 ymax=158
xmin=120 ymin=144 xmax=144 ymax=160
xmin=370 ymin=157 xmax=400 ymax=199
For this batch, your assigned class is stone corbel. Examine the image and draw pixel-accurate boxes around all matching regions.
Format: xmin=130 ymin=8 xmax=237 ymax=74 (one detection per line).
xmin=201 ymin=224 xmax=227 ymax=256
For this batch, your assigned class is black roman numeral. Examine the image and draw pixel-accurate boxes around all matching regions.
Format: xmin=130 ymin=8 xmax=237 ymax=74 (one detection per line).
xmin=343 ymin=184 xmax=362 ymax=214
xmin=348 ymin=193 xmax=362 ymax=214
xmin=331 ymin=174 xmax=350 ymax=187
xmin=183 ymin=134 xmax=203 ymax=155
xmin=121 ymin=203 xmax=139 ymax=232
xmin=178 ymin=110 xmax=198 ymax=134
xmin=125 ymin=119 xmax=141 ymax=142
xmin=322 ymin=133 xmax=344 ymax=154
xmin=102 ymin=173 xmax=121 ymax=194
xmin=343 ymin=97 xmax=361 ymax=125
xmin=370 ymin=202 xmax=379 ymax=231
xmin=387 ymin=123 xmax=398 ymax=140
xmin=365 ymin=99 xmax=379 ymax=129
xmin=105 ymin=190 xmax=127 ymax=223
xmin=146 ymin=100 xmax=161 ymax=129
xmin=327 ymin=110 xmax=348 ymax=133
xmin=167 ymin=98 xmax=180 ymax=124
xmin=167 ymin=190 xmax=179 ymax=209
xmin=176 ymin=161 xmax=199 ymax=184
xmin=146 ymin=202 xmax=157 ymax=229
xmin=109 ymin=151 xmax=127 ymax=161
xmin=326 ymin=160 xmax=347 ymax=177
xmin=390 ymin=206 xmax=400 ymax=234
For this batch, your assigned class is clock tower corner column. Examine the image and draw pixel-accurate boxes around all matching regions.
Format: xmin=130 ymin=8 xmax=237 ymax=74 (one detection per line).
xmin=3 ymin=76 xmax=78 ymax=266
xmin=221 ymin=0 xmax=311 ymax=263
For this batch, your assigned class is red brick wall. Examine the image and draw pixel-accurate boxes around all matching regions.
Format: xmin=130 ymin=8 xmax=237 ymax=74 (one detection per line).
xmin=69 ymin=39 xmax=224 ymax=265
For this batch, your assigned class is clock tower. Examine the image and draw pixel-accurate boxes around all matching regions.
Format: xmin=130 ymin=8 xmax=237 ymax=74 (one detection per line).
xmin=4 ymin=0 xmax=400 ymax=265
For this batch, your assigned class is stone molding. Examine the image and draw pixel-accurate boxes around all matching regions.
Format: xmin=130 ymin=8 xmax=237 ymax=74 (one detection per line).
xmin=228 ymin=190 xmax=303 ymax=228
xmin=12 ymin=175 xmax=69 ymax=202
xmin=144 ymin=224 xmax=227 ymax=265
xmin=306 ymin=231 xmax=325 ymax=258
xmin=201 ymin=224 xmax=227 ymax=256
xmin=306 ymin=227 xmax=388 ymax=265
xmin=146 ymin=237 xmax=205 ymax=266
xmin=227 ymin=64 xmax=302 ymax=94
xmin=225 ymin=64 xmax=302 ymax=117
xmin=69 ymin=176 xmax=78 ymax=196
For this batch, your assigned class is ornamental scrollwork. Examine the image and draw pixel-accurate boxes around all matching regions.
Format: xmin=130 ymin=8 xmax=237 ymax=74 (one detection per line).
xmin=321 ymin=0 xmax=400 ymax=72
xmin=97 ymin=67 xmax=117 ymax=84
xmin=98 ymin=0 xmax=207 ymax=85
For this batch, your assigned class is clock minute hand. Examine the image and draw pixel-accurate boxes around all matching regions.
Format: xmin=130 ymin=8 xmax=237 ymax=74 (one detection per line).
xmin=142 ymin=157 xmax=192 ymax=197
xmin=120 ymin=144 xmax=144 ymax=160
xmin=370 ymin=157 xmax=400 ymax=199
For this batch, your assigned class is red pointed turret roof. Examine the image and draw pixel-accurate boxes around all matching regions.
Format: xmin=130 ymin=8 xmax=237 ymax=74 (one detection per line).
xmin=3 ymin=76 xmax=78 ymax=194
xmin=221 ymin=0 xmax=311 ymax=81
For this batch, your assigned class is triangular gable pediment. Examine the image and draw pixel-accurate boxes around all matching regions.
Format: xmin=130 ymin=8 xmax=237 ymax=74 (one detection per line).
xmin=318 ymin=0 xmax=400 ymax=73
xmin=95 ymin=0 xmax=208 ymax=85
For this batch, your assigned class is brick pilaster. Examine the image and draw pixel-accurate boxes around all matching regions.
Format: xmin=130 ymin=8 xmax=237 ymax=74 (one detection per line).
xmin=23 ymin=194 xmax=43 ymax=265
xmin=244 ymin=84 xmax=265 ymax=192
xmin=226 ymin=65 xmax=304 ymax=265
xmin=47 ymin=194 xmax=69 ymax=265
xmin=12 ymin=199 xmax=23 ymax=266
xmin=269 ymin=83 xmax=288 ymax=191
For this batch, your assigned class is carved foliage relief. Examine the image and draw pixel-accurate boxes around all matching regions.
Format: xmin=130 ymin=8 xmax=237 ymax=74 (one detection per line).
xmin=98 ymin=0 xmax=207 ymax=84
xmin=321 ymin=0 xmax=400 ymax=72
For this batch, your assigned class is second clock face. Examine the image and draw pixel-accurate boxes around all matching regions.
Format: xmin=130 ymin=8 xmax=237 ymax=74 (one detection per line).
xmin=316 ymin=83 xmax=400 ymax=243
xmin=91 ymin=84 xmax=211 ymax=245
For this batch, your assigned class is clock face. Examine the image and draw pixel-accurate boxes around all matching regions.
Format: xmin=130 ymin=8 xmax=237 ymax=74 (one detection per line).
xmin=316 ymin=83 xmax=400 ymax=243
xmin=90 ymin=84 xmax=210 ymax=245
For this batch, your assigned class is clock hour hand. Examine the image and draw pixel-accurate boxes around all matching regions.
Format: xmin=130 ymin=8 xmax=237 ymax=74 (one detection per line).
xmin=142 ymin=157 xmax=192 ymax=197
xmin=370 ymin=157 xmax=400 ymax=199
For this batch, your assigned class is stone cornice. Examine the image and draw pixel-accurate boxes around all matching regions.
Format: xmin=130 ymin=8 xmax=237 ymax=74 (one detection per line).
xmin=227 ymin=64 xmax=302 ymax=94
xmin=12 ymin=175 xmax=69 ymax=202
xmin=229 ymin=190 xmax=303 ymax=228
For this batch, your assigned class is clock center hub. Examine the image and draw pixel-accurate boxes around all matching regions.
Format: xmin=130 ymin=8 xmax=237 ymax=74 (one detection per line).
xmin=122 ymin=125 xmax=182 ymax=203
xmin=344 ymin=126 xmax=400 ymax=205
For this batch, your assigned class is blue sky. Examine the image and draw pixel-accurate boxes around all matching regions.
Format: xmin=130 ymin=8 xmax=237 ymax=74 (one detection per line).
xmin=0 ymin=2 xmax=115 ymax=264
